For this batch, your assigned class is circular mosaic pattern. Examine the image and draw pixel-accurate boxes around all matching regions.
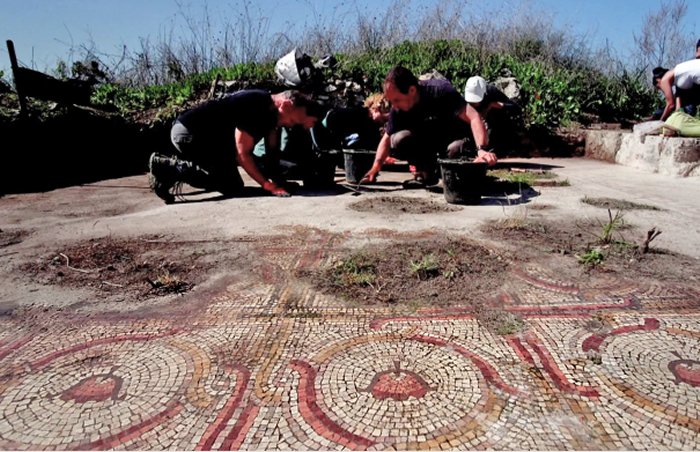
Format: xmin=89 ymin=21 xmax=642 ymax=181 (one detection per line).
xmin=317 ymin=338 xmax=486 ymax=440
xmin=599 ymin=330 xmax=700 ymax=415
xmin=0 ymin=339 xmax=189 ymax=447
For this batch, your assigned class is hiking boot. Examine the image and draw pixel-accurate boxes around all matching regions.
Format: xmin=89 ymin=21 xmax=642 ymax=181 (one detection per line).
xmin=148 ymin=153 xmax=179 ymax=204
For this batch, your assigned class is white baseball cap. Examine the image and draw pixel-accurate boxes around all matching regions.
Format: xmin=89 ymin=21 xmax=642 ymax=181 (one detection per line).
xmin=464 ymin=76 xmax=487 ymax=103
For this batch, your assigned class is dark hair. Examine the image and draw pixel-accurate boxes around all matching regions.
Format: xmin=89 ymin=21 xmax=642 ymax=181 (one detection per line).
xmin=652 ymin=66 xmax=669 ymax=85
xmin=696 ymin=38 xmax=700 ymax=50
xmin=282 ymin=90 xmax=324 ymax=118
xmin=383 ymin=66 xmax=418 ymax=94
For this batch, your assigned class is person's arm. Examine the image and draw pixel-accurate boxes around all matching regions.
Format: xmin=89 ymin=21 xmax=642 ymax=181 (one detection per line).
xmin=659 ymin=69 xmax=676 ymax=121
xmin=362 ymin=132 xmax=391 ymax=183
xmin=235 ymin=128 xmax=289 ymax=197
xmin=484 ymin=101 xmax=504 ymax=114
xmin=459 ymin=105 xmax=497 ymax=166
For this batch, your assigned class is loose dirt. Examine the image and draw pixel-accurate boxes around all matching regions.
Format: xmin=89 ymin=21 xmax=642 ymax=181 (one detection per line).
xmin=348 ymin=196 xmax=461 ymax=214
xmin=7 ymin=217 xmax=699 ymax=325
xmin=299 ymin=237 xmax=510 ymax=307
xmin=481 ymin=218 xmax=700 ymax=285
xmin=18 ymin=235 xmax=252 ymax=304
xmin=581 ymin=196 xmax=663 ymax=211
xmin=0 ymin=228 xmax=28 ymax=248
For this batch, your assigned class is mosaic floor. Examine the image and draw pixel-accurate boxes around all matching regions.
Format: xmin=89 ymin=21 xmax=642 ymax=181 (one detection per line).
xmin=1 ymin=231 xmax=699 ymax=450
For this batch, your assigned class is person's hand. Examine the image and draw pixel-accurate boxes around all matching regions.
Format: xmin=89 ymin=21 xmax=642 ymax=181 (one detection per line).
xmin=475 ymin=149 xmax=497 ymax=166
xmin=361 ymin=169 xmax=378 ymax=184
xmin=263 ymin=180 xmax=291 ymax=197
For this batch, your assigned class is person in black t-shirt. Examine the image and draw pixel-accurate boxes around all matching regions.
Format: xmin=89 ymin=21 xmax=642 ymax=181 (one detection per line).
xmin=148 ymin=90 xmax=322 ymax=203
xmin=362 ymin=66 xmax=496 ymax=187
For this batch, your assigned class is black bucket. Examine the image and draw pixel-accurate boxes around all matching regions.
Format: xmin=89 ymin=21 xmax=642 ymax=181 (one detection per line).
xmin=438 ymin=158 xmax=488 ymax=205
xmin=343 ymin=149 xmax=376 ymax=184
xmin=303 ymin=150 xmax=340 ymax=188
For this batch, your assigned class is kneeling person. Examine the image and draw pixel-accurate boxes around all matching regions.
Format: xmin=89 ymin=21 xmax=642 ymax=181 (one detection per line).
xmin=149 ymin=89 xmax=321 ymax=203
xmin=362 ymin=66 xmax=496 ymax=188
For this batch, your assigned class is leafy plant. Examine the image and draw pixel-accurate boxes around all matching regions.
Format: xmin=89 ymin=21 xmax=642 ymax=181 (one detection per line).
xmin=576 ymin=249 xmax=604 ymax=267
xmin=409 ymin=254 xmax=440 ymax=280
xmin=597 ymin=209 xmax=625 ymax=244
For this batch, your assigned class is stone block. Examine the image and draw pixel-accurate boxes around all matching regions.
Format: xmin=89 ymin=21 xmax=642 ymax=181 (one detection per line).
xmin=584 ymin=130 xmax=623 ymax=162
xmin=585 ymin=130 xmax=700 ymax=177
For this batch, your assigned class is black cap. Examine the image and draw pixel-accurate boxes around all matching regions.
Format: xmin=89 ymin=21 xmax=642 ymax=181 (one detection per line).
xmin=697 ymin=38 xmax=700 ymax=49
xmin=652 ymin=67 xmax=668 ymax=80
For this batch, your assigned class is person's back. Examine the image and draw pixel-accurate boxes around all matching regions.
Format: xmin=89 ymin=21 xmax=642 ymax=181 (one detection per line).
xmin=386 ymin=78 xmax=465 ymax=135
xmin=149 ymin=89 xmax=321 ymax=202
xmin=176 ymin=90 xmax=277 ymax=143
xmin=674 ymin=59 xmax=700 ymax=90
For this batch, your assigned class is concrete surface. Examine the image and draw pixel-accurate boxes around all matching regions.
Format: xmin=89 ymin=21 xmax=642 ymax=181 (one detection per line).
xmin=1 ymin=157 xmax=700 ymax=450
xmin=4 ymin=157 xmax=698 ymax=258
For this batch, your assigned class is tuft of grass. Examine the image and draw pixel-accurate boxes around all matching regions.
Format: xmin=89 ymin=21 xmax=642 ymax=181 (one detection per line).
xmin=495 ymin=315 xmax=526 ymax=335
xmin=597 ymin=209 xmax=625 ymax=244
xmin=488 ymin=169 xmax=563 ymax=186
xmin=494 ymin=216 xmax=530 ymax=230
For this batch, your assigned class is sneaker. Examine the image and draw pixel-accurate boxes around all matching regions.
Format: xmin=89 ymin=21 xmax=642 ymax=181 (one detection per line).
xmin=402 ymin=169 xmax=438 ymax=189
xmin=148 ymin=153 xmax=178 ymax=204
xmin=402 ymin=178 xmax=426 ymax=189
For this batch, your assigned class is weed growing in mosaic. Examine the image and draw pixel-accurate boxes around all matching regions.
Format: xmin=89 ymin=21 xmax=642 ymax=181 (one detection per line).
xmin=493 ymin=313 xmax=526 ymax=335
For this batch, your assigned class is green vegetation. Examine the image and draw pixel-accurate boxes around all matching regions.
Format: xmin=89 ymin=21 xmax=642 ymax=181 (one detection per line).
xmin=576 ymin=248 xmax=604 ymax=267
xmin=488 ymin=169 xmax=558 ymax=186
xmin=409 ymin=253 xmax=440 ymax=280
xmin=493 ymin=313 xmax=526 ymax=336
xmin=38 ymin=39 xmax=654 ymax=130
xmin=352 ymin=40 xmax=655 ymax=129
xmin=1 ymin=0 xmax=661 ymax=131
xmin=596 ymin=209 xmax=626 ymax=245
xmin=90 ymin=62 xmax=274 ymax=116
xmin=331 ymin=254 xmax=377 ymax=287
xmin=576 ymin=209 xmax=637 ymax=268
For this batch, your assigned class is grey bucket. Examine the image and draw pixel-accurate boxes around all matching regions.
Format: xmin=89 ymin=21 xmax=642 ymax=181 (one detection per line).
xmin=343 ymin=149 xmax=375 ymax=184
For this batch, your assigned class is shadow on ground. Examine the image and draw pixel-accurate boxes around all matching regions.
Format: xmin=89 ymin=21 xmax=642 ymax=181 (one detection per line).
xmin=1 ymin=108 xmax=171 ymax=195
